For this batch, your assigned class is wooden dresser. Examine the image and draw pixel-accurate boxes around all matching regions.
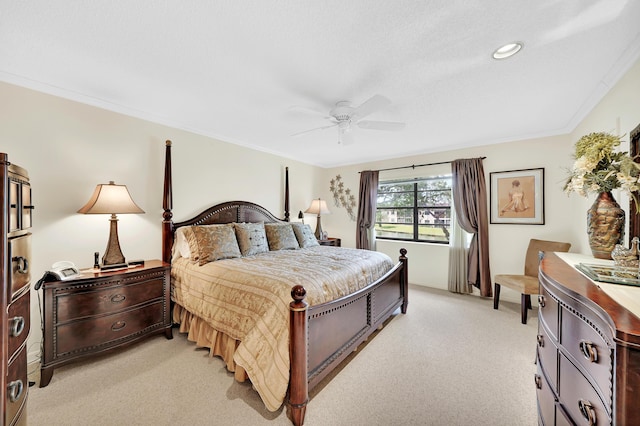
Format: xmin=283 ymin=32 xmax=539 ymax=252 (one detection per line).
xmin=40 ymin=260 xmax=172 ymax=387
xmin=536 ymin=252 xmax=640 ymax=425
xmin=1 ymin=154 xmax=32 ymax=426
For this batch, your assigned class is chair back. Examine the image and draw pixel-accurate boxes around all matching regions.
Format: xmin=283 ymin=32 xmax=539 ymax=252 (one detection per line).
xmin=524 ymin=239 xmax=571 ymax=277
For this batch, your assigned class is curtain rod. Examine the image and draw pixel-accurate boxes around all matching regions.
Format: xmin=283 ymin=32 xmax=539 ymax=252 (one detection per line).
xmin=361 ymin=156 xmax=486 ymax=173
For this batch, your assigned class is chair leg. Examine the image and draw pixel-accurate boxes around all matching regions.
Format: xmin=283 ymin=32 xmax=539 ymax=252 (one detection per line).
xmin=521 ymin=294 xmax=530 ymax=324
xmin=525 ymin=294 xmax=532 ymax=310
xmin=493 ymin=283 xmax=501 ymax=309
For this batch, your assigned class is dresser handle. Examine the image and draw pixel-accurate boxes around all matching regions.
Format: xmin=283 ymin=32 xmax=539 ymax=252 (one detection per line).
xmin=534 ymin=374 xmax=542 ymax=389
xmin=536 ymin=334 xmax=544 ymax=347
xmin=9 ymin=316 xmax=25 ymax=337
xmin=7 ymin=380 xmax=23 ymax=402
xmin=537 ymin=295 xmax=545 ymax=307
xmin=110 ymin=294 xmax=126 ymax=303
xmin=111 ymin=321 xmax=126 ymax=331
xmin=579 ymin=340 xmax=598 ymax=363
xmin=12 ymin=256 xmax=28 ymax=274
xmin=578 ymin=399 xmax=596 ymax=425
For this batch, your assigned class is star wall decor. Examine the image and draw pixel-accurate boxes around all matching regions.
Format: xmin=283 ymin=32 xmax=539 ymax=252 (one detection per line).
xmin=330 ymin=174 xmax=356 ymax=221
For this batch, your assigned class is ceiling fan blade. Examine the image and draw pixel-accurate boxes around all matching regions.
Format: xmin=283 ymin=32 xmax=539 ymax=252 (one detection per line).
xmin=358 ymin=120 xmax=406 ymax=131
xmin=350 ymin=94 xmax=392 ymax=121
xmin=290 ymin=123 xmax=337 ymax=137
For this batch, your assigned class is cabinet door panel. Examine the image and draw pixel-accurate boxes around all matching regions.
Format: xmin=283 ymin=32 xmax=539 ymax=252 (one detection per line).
xmin=6 ymin=345 xmax=28 ymax=424
xmin=535 ymin=362 xmax=556 ymax=426
xmin=539 ymin=284 xmax=559 ymax=340
xmin=8 ymin=234 xmax=31 ymax=296
xmin=537 ymin=320 xmax=558 ymax=391
xmin=7 ymin=289 xmax=30 ymax=360
xmin=559 ymin=354 xmax=611 ymax=424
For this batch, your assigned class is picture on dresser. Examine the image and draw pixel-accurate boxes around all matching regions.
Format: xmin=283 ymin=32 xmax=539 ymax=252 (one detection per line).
xmin=490 ymin=168 xmax=544 ymax=225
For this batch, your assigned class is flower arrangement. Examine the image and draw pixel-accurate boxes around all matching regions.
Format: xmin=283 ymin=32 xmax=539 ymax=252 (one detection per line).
xmin=564 ymin=132 xmax=640 ymax=206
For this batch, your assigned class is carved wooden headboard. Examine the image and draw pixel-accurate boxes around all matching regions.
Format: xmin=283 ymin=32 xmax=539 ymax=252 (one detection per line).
xmin=161 ymin=140 xmax=290 ymax=263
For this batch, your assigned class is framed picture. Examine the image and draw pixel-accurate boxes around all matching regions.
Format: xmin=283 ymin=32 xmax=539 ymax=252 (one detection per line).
xmin=490 ymin=168 xmax=544 ymax=224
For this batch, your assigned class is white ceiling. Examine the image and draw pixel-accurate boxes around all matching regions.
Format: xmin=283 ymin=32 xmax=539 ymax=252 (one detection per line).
xmin=2 ymin=1 xmax=640 ymax=168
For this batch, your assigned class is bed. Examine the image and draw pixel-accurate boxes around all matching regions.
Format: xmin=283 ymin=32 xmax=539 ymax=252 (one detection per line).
xmin=161 ymin=141 xmax=408 ymax=425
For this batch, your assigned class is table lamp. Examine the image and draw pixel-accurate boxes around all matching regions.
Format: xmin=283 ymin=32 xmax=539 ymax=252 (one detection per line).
xmin=78 ymin=181 xmax=144 ymax=268
xmin=304 ymin=198 xmax=330 ymax=239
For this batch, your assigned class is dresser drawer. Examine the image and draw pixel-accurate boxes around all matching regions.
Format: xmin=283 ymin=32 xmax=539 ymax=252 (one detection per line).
xmin=8 ymin=234 xmax=31 ymax=297
xmin=559 ymin=353 xmax=611 ymax=424
xmin=560 ymin=306 xmax=612 ymax=406
xmin=56 ymin=301 xmax=164 ymax=355
xmin=6 ymin=345 xmax=28 ymax=425
xmin=538 ymin=283 xmax=559 ymax=340
xmin=56 ymin=276 xmax=165 ymax=322
xmin=7 ymin=288 xmax=30 ymax=360
xmin=535 ymin=361 xmax=555 ymax=426
xmin=537 ymin=322 xmax=558 ymax=392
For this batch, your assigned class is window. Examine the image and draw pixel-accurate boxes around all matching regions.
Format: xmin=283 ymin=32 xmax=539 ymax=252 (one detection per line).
xmin=375 ymin=176 xmax=452 ymax=243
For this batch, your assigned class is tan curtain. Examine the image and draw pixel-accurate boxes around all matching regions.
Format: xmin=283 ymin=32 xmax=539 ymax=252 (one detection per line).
xmin=356 ymin=170 xmax=379 ymax=250
xmin=451 ymin=158 xmax=492 ymax=297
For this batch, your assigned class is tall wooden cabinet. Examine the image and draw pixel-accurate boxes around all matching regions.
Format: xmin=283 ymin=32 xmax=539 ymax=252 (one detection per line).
xmin=1 ymin=153 xmax=32 ymax=426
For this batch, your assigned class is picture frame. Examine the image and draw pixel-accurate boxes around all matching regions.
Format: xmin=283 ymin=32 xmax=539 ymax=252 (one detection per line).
xmin=490 ymin=168 xmax=544 ymax=224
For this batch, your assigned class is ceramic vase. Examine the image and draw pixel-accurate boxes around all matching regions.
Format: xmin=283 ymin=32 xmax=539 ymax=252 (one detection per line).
xmin=587 ymin=191 xmax=625 ymax=259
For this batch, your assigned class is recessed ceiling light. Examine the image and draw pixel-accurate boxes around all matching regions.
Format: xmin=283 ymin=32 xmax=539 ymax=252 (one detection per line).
xmin=492 ymin=42 xmax=523 ymax=60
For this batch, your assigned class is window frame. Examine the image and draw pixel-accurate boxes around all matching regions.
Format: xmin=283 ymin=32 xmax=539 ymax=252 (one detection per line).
xmin=375 ymin=176 xmax=452 ymax=244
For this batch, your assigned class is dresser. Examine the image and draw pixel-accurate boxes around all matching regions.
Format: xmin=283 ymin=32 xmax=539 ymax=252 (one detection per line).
xmin=536 ymin=252 xmax=640 ymax=425
xmin=40 ymin=260 xmax=172 ymax=387
xmin=1 ymin=154 xmax=32 ymax=426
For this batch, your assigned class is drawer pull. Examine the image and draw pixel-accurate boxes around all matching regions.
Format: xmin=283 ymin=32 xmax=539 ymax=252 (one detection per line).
xmin=538 ymin=295 xmax=545 ymax=307
xmin=111 ymin=321 xmax=126 ymax=331
xmin=110 ymin=294 xmax=126 ymax=303
xmin=579 ymin=340 xmax=598 ymax=363
xmin=578 ymin=399 xmax=596 ymax=425
xmin=9 ymin=316 xmax=25 ymax=337
xmin=12 ymin=256 xmax=29 ymax=274
xmin=534 ymin=374 xmax=542 ymax=389
xmin=536 ymin=334 xmax=544 ymax=347
xmin=7 ymin=380 xmax=23 ymax=403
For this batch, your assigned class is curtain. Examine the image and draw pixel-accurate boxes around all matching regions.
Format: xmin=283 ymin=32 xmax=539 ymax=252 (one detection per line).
xmin=356 ymin=170 xmax=379 ymax=250
xmin=451 ymin=158 xmax=492 ymax=297
xmin=447 ymin=187 xmax=471 ymax=294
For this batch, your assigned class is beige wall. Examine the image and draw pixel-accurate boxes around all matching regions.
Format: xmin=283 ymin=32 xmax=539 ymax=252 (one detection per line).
xmin=1 ymin=57 xmax=639 ymax=363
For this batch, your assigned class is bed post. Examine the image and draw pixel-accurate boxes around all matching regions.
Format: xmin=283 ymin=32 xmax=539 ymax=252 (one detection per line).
xmin=400 ymin=248 xmax=409 ymax=314
xmin=162 ymin=140 xmax=173 ymax=264
xmin=284 ymin=166 xmax=290 ymax=222
xmin=287 ymin=285 xmax=308 ymax=426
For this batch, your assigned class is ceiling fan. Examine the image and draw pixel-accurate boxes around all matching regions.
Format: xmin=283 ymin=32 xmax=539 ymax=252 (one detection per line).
xmin=290 ymin=94 xmax=406 ymax=145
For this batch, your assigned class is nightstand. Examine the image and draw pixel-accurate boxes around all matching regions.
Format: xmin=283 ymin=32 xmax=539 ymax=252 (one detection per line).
xmin=318 ymin=237 xmax=341 ymax=247
xmin=39 ymin=260 xmax=172 ymax=387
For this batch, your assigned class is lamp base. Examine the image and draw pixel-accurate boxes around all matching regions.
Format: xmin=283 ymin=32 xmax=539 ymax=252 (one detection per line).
xmin=102 ymin=214 xmax=126 ymax=265
xmin=314 ymin=215 xmax=323 ymax=240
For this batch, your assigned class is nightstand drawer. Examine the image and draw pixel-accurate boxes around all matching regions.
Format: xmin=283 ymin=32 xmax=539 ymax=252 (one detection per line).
xmin=7 ymin=288 xmax=30 ymax=360
xmin=56 ymin=301 xmax=164 ymax=355
xmin=56 ymin=276 xmax=165 ymax=322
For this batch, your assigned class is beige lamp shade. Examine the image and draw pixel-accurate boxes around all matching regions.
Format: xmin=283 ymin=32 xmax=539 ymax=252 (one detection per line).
xmin=304 ymin=198 xmax=330 ymax=239
xmin=77 ymin=181 xmax=145 ymax=214
xmin=78 ymin=181 xmax=144 ymax=267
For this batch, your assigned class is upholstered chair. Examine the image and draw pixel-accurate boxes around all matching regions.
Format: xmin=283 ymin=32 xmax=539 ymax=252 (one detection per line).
xmin=493 ymin=239 xmax=571 ymax=324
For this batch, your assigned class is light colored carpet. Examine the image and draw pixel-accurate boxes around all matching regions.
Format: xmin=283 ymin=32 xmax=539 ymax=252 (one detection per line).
xmin=27 ymin=285 xmax=538 ymax=425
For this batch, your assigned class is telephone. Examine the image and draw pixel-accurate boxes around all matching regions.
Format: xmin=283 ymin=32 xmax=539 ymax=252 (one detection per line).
xmin=47 ymin=261 xmax=80 ymax=281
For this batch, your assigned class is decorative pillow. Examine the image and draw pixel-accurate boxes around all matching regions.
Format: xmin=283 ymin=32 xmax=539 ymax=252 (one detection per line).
xmin=184 ymin=224 xmax=241 ymax=265
xmin=265 ymin=223 xmax=300 ymax=251
xmin=175 ymin=227 xmax=192 ymax=259
xmin=291 ymin=223 xmax=320 ymax=248
xmin=234 ymin=222 xmax=269 ymax=256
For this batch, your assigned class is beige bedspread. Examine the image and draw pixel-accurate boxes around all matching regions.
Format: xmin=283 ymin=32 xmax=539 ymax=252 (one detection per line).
xmin=171 ymin=245 xmax=394 ymax=411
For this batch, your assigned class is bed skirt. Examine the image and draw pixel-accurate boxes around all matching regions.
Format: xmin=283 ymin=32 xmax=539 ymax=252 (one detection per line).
xmin=173 ymin=303 xmax=249 ymax=383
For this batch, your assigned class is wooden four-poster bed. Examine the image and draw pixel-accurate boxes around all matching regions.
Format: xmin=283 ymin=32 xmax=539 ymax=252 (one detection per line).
xmin=161 ymin=141 xmax=408 ymax=425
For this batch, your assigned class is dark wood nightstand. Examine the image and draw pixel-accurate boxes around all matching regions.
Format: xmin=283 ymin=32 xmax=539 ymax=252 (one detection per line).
xmin=39 ymin=260 xmax=172 ymax=387
xmin=318 ymin=237 xmax=341 ymax=247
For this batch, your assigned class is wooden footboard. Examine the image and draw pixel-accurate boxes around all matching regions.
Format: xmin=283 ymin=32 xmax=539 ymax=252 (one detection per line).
xmin=287 ymin=248 xmax=408 ymax=425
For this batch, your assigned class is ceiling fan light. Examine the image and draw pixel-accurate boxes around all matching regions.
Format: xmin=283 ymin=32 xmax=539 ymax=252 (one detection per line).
xmin=492 ymin=42 xmax=523 ymax=60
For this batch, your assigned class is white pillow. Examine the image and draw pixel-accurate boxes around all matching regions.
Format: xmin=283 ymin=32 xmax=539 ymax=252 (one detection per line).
xmin=175 ymin=227 xmax=192 ymax=259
